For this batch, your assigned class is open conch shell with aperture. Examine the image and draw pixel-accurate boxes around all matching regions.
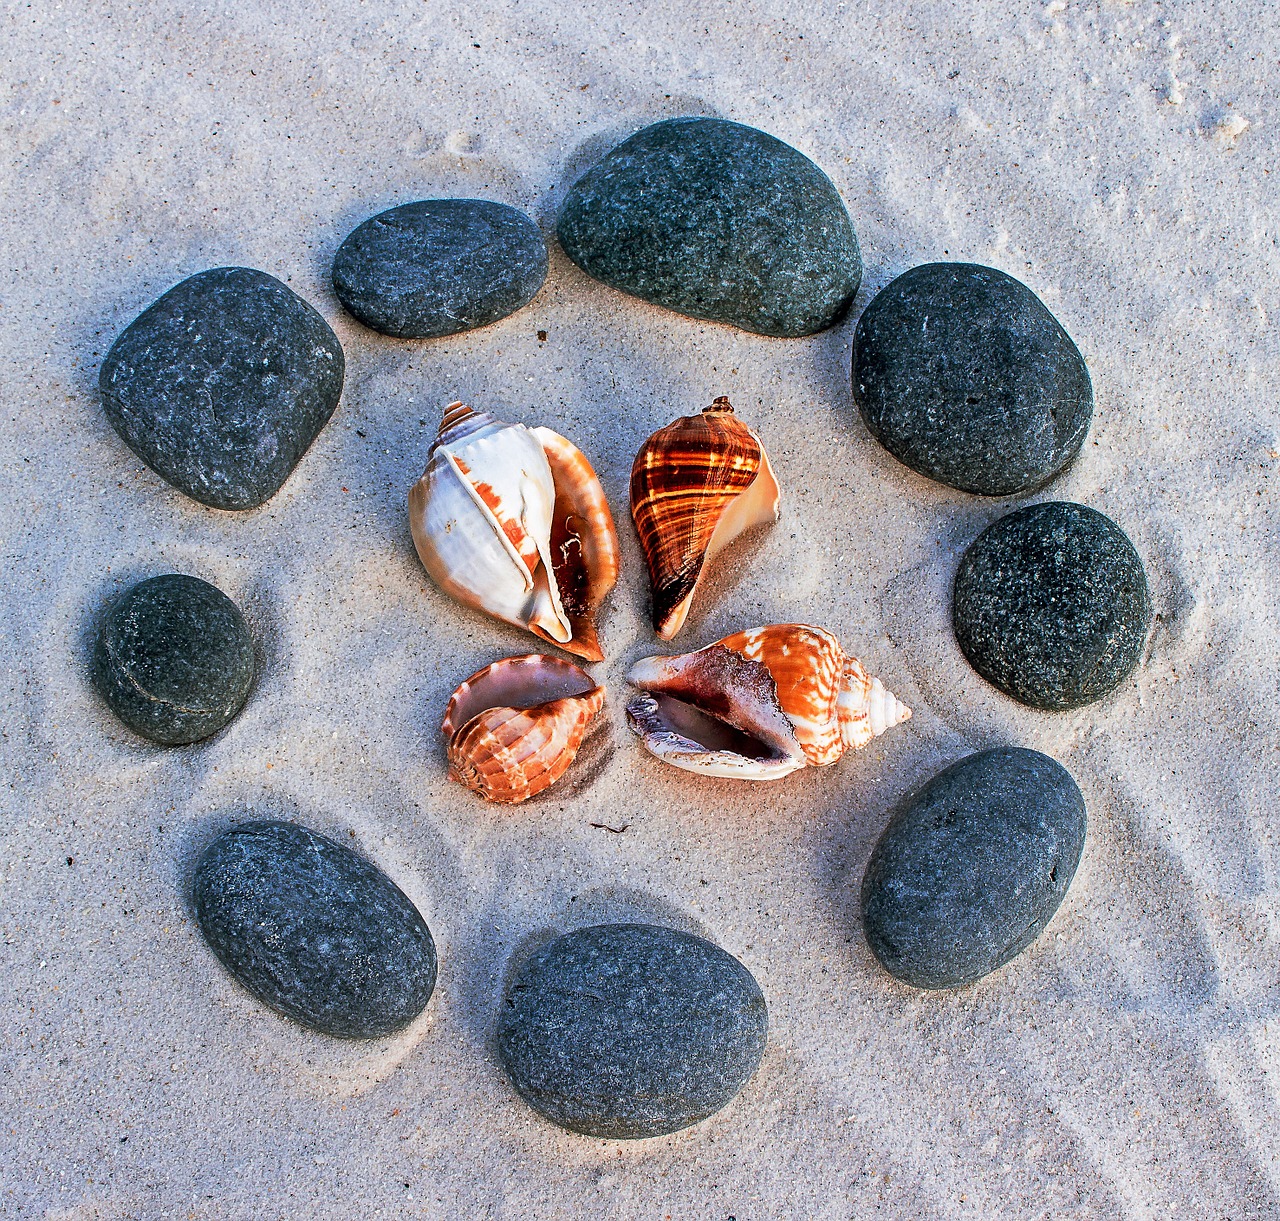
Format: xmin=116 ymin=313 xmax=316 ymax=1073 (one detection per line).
xmin=442 ymin=654 xmax=605 ymax=803
xmin=410 ymin=403 xmax=620 ymax=661
xmin=626 ymin=623 xmax=911 ymax=781
xmin=630 ymin=398 xmax=780 ymax=639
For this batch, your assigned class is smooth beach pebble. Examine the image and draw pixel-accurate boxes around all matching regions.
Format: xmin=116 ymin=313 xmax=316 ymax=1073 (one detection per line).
xmin=99 ymin=267 xmax=344 ymax=510
xmin=853 ymin=263 xmax=1092 ymax=495
xmin=497 ymin=923 xmax=767 ymax=1138
xmin=332 ymin=199 xmax=548 ymax=338
xmin=93 ymin=574 xmax=255 ymax=745
xmin=953 ymin=501 xmax=1152 ymax=709
xmin=861 ymin=747 xmax=1086 ymax=989
xmin=193 ymin=821 xmax=437 ymax=1039
xmin=557 ymin=117 xmax=862 ymax=338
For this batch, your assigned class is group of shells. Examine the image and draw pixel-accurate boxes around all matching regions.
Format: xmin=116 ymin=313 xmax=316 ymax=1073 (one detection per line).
xmin=411 ymin=397 xmax=911 ymax=804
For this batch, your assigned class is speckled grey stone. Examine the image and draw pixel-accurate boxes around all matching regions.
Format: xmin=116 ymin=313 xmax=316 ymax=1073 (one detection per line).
xmin=861 ymin=748 xmax=1086 ymax=989
xmin=332 ymin=199 xmax=548 ymax=338
xmin=93 ymin=574 xmax=255 ymax=745
xmin=853 ymin=263 xmax=1092 ymax=495
xmin=557 ymin=117 xmax=861 ymax=337
xmin=954 ymin=501 xmax=1152 ymax=709
xmin=497 ymin=923 xmax=767 ymax=1138
xmin=99 ymin=267 xmax=345 ymax=510
xmin=193 ymin=821 xmax=437 ymax=1039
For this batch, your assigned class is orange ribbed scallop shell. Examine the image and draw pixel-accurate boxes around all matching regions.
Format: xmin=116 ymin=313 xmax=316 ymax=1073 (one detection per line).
xmin=442 ymin=654 xmax=604 ymax=804
xmin=630 ymin=398 xmax=780 ymax=639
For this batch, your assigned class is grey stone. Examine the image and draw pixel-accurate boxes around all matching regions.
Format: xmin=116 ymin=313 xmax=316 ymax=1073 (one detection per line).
xmin=332 ymin=199 xmax=548 ymax=338
xmin=861 ymin=747 xmax=1086 ymax=989
xmin=953 ymin=501 xmax=1152 ymax=709
xmin=853 ymin=263 xmax=1092 ymax=495
xmin=497 ymin=923 xmax=767 ymax=1138
xmin=93 ymin=574 xmax=255 ymax=745
xmin=557 ymin=117 xmax=861 ymax=337
xmin=100 ymin=267 xmax=345 ymax=510
xmin=193 ymin=821 xmax=437 ymax=1038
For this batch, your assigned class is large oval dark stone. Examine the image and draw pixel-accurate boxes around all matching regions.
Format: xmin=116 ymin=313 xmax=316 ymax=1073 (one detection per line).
xmin=853 ymin=263 xmax=1092 ymax=495
xmin=497 ymin=923 xmax=767 ymax=1138
xmin=953 ymin=501 xmax=1152 ymax=709
xmin=332 ymin=199 xmax=548 ymax=338
xmin=100 ymin=267 xmax=345 ymax=510
xmin=861 ymin=748 xmax=1086 ymax=989
xmin=193 ymin=821 xmax=437 ymax=1038
xmin=557 ymin=117 xmax=861 ymax=337
xmin=93 ymin=574 xmax=255 ymax=745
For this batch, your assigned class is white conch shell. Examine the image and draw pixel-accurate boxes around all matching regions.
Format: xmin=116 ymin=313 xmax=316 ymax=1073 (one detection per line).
xmin=409 ymin=403 xmax=620 ymax=660
xmin=626 ymin=623 xmax=911 ymax=781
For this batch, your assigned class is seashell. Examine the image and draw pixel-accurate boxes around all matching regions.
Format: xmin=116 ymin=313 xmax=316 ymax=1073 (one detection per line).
xmin=532 ymin=425 xmax=620 ymax=663
xmin=630 ymin=397 xmax=780 ymax=639
xmin=626 ymin=623 xmax=911 ymax=781
xmin=442 ymin=654 xmax=606 ymax=803
xmin=409 ymin=403 xmax=620 ymax=661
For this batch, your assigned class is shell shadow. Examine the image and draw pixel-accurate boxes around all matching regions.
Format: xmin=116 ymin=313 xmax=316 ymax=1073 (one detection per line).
xmin=523 ymin=714 xmax=617 ymax=806
xmin=659 ymin=518 xmax=787 ymax=644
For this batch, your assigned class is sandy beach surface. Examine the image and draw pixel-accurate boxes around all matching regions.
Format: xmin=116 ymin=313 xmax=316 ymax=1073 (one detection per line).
xmin=3 ymin=1 xmax=1277 ymax=1216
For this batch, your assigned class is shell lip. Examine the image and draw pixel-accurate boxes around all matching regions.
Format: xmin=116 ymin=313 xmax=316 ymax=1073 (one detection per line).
xmin=624 ymin=691 xmax=804 ymax=781
xmin=441 ymin=653 xmax=601 ymax=741
xmin=625 ymin=643 xmax=807 ymax=780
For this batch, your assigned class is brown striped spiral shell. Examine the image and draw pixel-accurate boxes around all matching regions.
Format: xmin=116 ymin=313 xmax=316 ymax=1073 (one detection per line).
xmin=629 ymin=398 xmax=780 ymax=639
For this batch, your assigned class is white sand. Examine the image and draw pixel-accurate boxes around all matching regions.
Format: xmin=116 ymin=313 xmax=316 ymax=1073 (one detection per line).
xmin=3 ymin=1 xmax=1277 ymax=1216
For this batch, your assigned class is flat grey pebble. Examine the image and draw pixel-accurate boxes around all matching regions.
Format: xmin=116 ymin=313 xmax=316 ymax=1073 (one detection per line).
xmin=99 ymin=267 xmax=344 ymax=510
xmin=497 ymin=923 xmax=767 ymax=1138
xmin=853 ymin=263 xmax=1092 ymax=495
xmin=953 ymin=501 xmax=1152 ymax=709
xmin=193 ymin=821 xmax=437 ymax=1038
xmin=93 ymin=574 xmax=254 ymax=745
xmin=862 ymin=748 xmax=1086 ymax=989
xmin=332 ymin=199 xmax=548 ymax=338
xmin=557 ymin=117 xmax=861 ymax=337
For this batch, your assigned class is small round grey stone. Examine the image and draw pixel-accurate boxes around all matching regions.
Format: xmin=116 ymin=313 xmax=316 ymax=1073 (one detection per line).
xmin=861 ymin=747 xmax=1086 ymax=989
xmin=99 ymin=267 xmax=345 ymax=510
xmin=853 ymin=263 xmax=1092 ymax=495
xmin=557 ymin=117 xmax=861 ymax=337
xmin=954 ymin=501 xmax=1152 ymax=709
xmin=497 ymin=923 xmax=767 ymax=1138
xmin=93 ymin=574 xmax=255 ymax=745
xmin=332 ymin=199 xmax=548 ymax=338
xmin=193 ymin=821 xmax=437 ymax=1039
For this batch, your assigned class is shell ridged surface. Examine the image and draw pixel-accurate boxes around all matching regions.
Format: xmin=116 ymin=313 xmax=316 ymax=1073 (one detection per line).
xmin=442 ymin=654 xmax=605 ymax=804
xmin=838 ymin=656 xmax=913 ymax=751
xmin=410 ymin=404 xmax=618 ymax=660
xmin=626 ymin=623 xmax=911 ymax=781
xmin=630 ymin=398 xmax=779 ymax=639
xmin=716 ymin=624 xmax=847 ymax=766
